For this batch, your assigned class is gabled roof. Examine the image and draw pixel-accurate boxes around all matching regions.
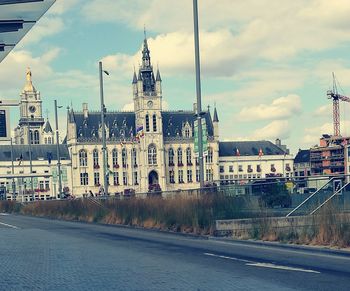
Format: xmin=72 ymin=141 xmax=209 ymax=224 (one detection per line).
xmin=0 ymin=144 xmax=70 ymax=161
xmin=294 ymin=149 xmax=310 ymax=163
xmin=43 ymin=119 xmax=53 ymax=133
xmin=74 ymin=111 xmax=136 ymax=140
xmin=70 ymin=109 xmax=215 ymax=140
xmin=219 ymin=141 xmax=286 ymax=157
xmin=162 ymin=111 xmax=214 ymax=138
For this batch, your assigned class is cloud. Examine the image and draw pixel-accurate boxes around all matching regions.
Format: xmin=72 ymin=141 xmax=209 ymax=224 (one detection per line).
xmin=49 ymin=0 xmax=81 ymax=15
xmin=237 ymin=94 xmax=301 ymax=121
xmin=82 ymin=0 xmax=350 ymax=66
xmin=251 ymin=120 xmax=291 ymax=140
xmin=313 ymin=104 xmax=332 ymax=118
xmin=20 ymin=17 xmax=64 ymax=46
xmin=0 ymin=49 xmax=60 ymax=98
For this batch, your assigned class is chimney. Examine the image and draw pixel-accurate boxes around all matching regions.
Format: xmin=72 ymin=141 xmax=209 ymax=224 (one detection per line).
xmin=83 ymin=103 xmax=88 ymax=119
xmin=275 ymin=138 xmax=281 ymax=146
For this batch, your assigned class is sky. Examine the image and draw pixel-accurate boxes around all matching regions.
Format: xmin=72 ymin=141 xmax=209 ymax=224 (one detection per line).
xmin=1 ymin=0 xmax=350 ymax=154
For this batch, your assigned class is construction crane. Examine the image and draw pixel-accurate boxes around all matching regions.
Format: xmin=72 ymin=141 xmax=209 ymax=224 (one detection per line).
xmin=327 ymin=72 xmax=350 ymax=136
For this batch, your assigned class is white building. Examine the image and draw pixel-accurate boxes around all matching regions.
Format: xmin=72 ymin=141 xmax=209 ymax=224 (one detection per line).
xmin=218 ymin=140 xmax=294 ymax=184
xmin=0 ymin=144 xmax=71 ymax=200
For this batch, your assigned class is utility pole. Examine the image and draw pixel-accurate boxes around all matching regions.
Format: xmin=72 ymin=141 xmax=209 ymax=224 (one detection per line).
xmin=99 ymin=61 xmax=108 ymax=196
xmin=54 ymin=100 xmax=62 ymax=199
xmin=193 ymin=0 xmax=205 ymax=189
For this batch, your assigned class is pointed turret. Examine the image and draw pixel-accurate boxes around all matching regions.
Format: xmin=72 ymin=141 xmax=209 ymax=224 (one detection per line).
xmin=43 ymin=119 xmax=53 ymax=133
xmin=132 ymin=70 xmax=138 ymax=84
xmin=213 ymin=106 xmax=219 ymax=122
xmin=156 ymin=67 xmax=162 ymax=94
xmin=156 ymin=68 xmax=162 ymax=82
xmin=213 ymin=106 xmax=219 ymax=140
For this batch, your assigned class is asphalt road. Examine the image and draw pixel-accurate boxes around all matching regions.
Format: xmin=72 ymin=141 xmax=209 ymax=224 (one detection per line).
xmin=0 ymin=213 xmax=350 ymax=290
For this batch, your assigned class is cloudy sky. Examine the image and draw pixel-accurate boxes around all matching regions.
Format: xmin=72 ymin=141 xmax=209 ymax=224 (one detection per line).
xmin=1 ymin=0 xmax=350 ymax=153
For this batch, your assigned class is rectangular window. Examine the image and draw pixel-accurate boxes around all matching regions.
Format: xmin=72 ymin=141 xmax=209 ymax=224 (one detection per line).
xmin=196 ymin=169 xmax=200 ymax=182
xmin=113 ymin=172 xmax=119 ymax=186
xmin=187 ymin=169 xmax=193 ymax=183
xmin=169 ymin=170 xmax=175 ymax=183
xmin=80 ymin=173 xmax=88 ymax=185
xmin=220 ymin=166 xmax=224 ymax=173
xmin=152 ymin=114 xmax=157 ymax=132
xmin=206 ymin=169 xmax=209 ymax=181
xmin=39 ymin=181 xmax=44 ymax=190
xmin=178 ymin=170 xmax=184 ymax=183
xmin=229 ymin=166 xmax=233 ymax=173
xmin=248 ymin=165 xmax=253 ymax=173
xmin=45 ymin=180 xmax=50 ymax=190
xmin=94 ymin=172 xmax=100 ymax=186
xmin=134 ymin=172 xmax=138 ymax=185
xmin=145 ymin=115 xmax=150 ymax=132
xmin=123 ymin=172 xmax=127 ymax=186
xmin=257 ymin=165 xmax=261 ymax=172
xmin=238 ymin=165 xmax=243 ymax=172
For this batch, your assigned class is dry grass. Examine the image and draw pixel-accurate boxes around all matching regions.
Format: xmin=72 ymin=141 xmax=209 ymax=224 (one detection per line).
xmin=250 ymin=203 xmax=350 ymax=248
xmin=0 ymin=194 xmax=255 ymax=235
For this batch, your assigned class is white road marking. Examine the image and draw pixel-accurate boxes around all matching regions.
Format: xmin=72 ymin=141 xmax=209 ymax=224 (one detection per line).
xmin=0 ymin=221 xmax=20 ymax=229
xmin=204 ymin=252 xmax=253 ymax=263
xmin=0 ymin=213 xmax=9 ymax=216
xmin=204 ymin=253 xmax=320 ymax=274
xmin=246 ymin=262 xmax=320 ymax=274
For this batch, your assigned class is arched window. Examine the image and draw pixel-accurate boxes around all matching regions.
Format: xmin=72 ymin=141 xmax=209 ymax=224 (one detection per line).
xmin=177 ymin=148 xmax=183 ymax=166
xmin=44 ymin=137 xmax=47 ymax=144
xmin=152 ymin=114 xmax=157 ymax=132
xmin=122 ymin=148 xmax=127 ymax=167
xmin=79 ymin=149 xmax=88 ymax=167
xmin=48 ymin=137 xmax=52 ymax=144
xmin=93 ymin=149 xmax=99 ymax=168
xmin=206 ymin=147 xmax=213 ymax=163
xmin=145 ymin=114 xmax=150 ymax=132
xmin=148 ymin=144 xmax=157 ymax=165
xmin=185 ymin=128 xmax=190 ymax=138
xmin=168 ymin=148 xmax=174 ymax=166
xmin=34 ymin=130 xmax=40 ymax=144
xmin=186 ymin=147 xmax=192 ymax=165
xmin=112 ymin=149 xmax=118 ymax=166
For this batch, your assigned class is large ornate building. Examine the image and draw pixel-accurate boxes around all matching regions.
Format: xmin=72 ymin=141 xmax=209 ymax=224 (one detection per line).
xmin=66 ymin=37 xmax=220 ymax=196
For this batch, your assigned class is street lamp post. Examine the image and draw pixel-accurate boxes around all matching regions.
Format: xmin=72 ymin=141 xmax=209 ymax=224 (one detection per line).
xmin=99 ymin=61 xmax=109 ymax=196
xmin=10 ymin=138 xmax=16 ymax=200
xmin=54 ymin=99 xmax=62 ymax=199
xmin=193 ymin=0 xmax=205 ymax=189
xmin=27 ymin=122 xmax=34 ymax=200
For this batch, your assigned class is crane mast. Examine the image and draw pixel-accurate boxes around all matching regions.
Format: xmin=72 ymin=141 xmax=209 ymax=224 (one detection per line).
xmin=327 ymin=72 xmax=350 ymax=136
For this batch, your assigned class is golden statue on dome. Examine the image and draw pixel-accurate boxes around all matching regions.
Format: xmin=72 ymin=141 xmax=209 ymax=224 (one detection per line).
xmin=23 ymin=67 xmax=35 ymax=92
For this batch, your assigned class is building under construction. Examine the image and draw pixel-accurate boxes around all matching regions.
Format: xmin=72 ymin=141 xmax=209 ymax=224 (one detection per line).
xmin=310 ymin=135 xmax=350 ymax=175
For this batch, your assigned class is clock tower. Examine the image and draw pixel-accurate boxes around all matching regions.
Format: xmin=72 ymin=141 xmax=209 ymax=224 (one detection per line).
xmin=133 ymin=35 xmax=166 ymax=191
xmin=14 ymin=68 xmax=45 ymax=145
